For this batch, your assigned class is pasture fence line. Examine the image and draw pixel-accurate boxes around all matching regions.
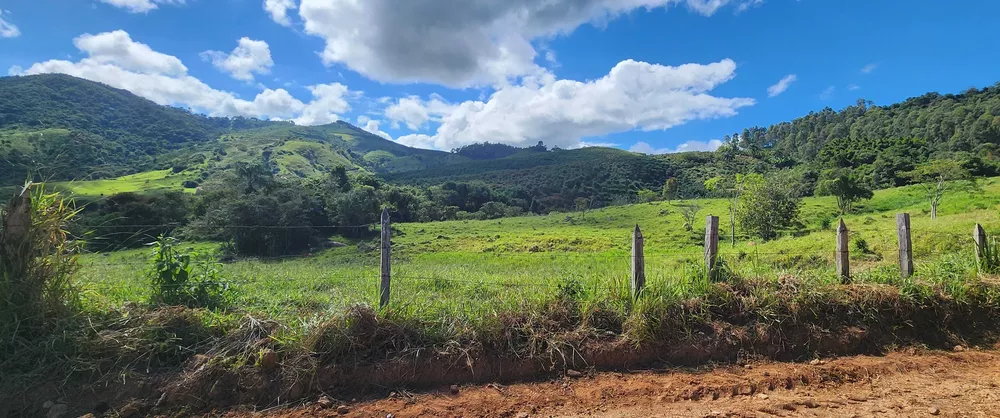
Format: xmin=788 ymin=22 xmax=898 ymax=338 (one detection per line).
xmin=370 ymin=212 xmax=991 ymax=307
xmin=4 ymin=196 xmax=991 ymax=310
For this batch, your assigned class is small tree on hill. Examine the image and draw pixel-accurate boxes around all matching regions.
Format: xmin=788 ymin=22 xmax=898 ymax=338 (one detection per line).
xmin=736 ymin=177 xmax=802 ymax=241
xmin=637 ymin=189 xmax=658 ymax=203
xmin=904 ymin=159 xmax=979 ymax=220
xmin=677 ymin=203 xmax=701 ymax=232
xmin=815 ymin=168 xmax=873 ymax=214
xmin=662 ymin=178 xmax=679 ymax=202
xmin=574 ymin=197 xmax=590 ymax=219
xmin=705 ymin=173 xmax=759 ymax=247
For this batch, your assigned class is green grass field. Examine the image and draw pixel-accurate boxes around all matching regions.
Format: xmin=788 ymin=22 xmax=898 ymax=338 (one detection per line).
xmin=50 ymin=169 xmax=197 ymax=198
xmin=76 ymin=178 xmax=1000 ymax=332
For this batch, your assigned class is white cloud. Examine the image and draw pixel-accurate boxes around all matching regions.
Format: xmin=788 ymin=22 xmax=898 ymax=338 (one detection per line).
xmin=735 ymin=0 xmax=764 ymax=13
xmin=75 ymin=30 xmax=187 ymax=75
xmin=389 ymin=58 xmax=754 ymax=150
xmin=820 ymin=85 xmax=836 ymax=100
xmin=0 ymin=9 xmax=20 ymax=38
xmin=201 ymin=38 xmax=274 ymax=81
xmin=291 ymin=83 xmax=351 ymax=125
xmin=263 ymin=0 xmax=297 ymax=26
xmin=357 ymin=116 xmax=392 ymax=140
xmin=766 ymin=74 xmax=796 ymax=97
xmin=630 ymin=139 xmax=723 ymax=154
xmin=847 ymin=84 xmax=861 ymax=91
xmin=298 ymin=0 xmax=763 ymax=87
xmin=99 ymin=0 xmax=185 ymax=13
xmin=861 ymin=63 xmax=878 ymax=74
xmin=14 ymin=30 xmax=352 ymax=125
xmin=384 ymin=94 xmax=455 ymax=130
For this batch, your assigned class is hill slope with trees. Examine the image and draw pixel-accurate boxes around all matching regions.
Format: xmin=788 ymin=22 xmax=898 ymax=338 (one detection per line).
xmin=0 ymin=74 xmax=465 ymax=184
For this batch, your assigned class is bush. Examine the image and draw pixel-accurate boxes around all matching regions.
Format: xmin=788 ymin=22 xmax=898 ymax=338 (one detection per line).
xmin=736 ymin=176 xmax=802 ymax=241
xmin=75 ymin=191 xmax=190 ymax=251
xmin=148 ymin=236 xmax=233 ymax=309
xmin=0 ymin=185 xmax=81 ymax=342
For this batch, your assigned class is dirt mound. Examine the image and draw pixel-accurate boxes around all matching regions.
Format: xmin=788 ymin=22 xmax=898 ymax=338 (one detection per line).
xmin=241 ymin=349 xmax=1000 ymax=417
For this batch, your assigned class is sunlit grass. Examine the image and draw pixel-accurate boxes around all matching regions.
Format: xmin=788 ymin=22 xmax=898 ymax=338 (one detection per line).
xmin=51 ymin=169 xmax=197 ymax=198
xmin=74 ymin=178 xmax=1000 ymax=334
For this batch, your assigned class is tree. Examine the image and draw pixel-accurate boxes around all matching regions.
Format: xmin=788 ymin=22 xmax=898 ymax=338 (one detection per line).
xmin=637 ymin=189 xmax=658 ymax=203
xmin=736 ymin=177 xmax=802 ymax=241
xmin=677 ymin=203 xmax=701 ymax=232
xmin=662 ymin=178 xmax=679 ymax=202
xmin=234 ymin=161 xmax=273 ymax=195
xmin=704 ymin=173 xmax=760 ymax=247
xmin=903 ymin=159 xmax=978 ymax=219
xmin=815 ymin=169 xmax=873 ymax=214
xmin=574 ymin=197 xmax=590 ymax=219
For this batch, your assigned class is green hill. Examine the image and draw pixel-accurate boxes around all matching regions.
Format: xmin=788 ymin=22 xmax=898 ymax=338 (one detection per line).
xmin=0 ymin=74 xmax=466 ymax=186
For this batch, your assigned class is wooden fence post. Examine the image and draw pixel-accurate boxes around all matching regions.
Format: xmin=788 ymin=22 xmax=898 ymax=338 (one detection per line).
xmin=896 ymin=213 xmax=913 ymax=278
xmin=836 ymin=219 xmax=850 ymax=283
xmin=704 ymin=215 xmax=719 ymax=279
xmin=631 ymin=225 xmax=645 ymax=299
xmin=974 ymin=223 xmax=987 ymax=270
xmin=380 ymin=207 xmax=391 ymax=309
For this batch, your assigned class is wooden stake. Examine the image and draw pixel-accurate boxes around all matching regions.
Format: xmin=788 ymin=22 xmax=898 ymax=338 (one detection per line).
xmin=835 ymin=219 xmax=850 ymax=283
xmin=974 ymin=223 xmax=987 ymax=269
xmin=631 ymin=224 xmax=645 ymax=299
xmin=380 ymin=207 xmax=391 ymax=309
xmin=704 ymin=215 xmax=720 ymax=279
xmin=896 ymin=213 xmax=913 ymax=278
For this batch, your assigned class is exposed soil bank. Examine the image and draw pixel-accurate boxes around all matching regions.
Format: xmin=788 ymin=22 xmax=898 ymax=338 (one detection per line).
xmin=241 ymin=349 xmax=1000 ymax=418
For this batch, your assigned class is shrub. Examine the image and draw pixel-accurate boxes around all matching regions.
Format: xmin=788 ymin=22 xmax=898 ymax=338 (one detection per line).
xmin=0 ymin=184 xmax=81 ymax=342
xmin=736 ymin=176 xmax=802 ymax=241
xmin=75 ymin=191 xmax=190 ymax=251
xmin=148 ymin=236 xmax=233 ymax=310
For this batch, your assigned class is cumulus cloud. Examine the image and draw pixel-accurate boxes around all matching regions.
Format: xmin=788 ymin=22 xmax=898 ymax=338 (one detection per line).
xmin=384 ymin=94 xmax=455 ymax=130
xmin=263 ymin=0 xmax=297 ymax=26
xmin=13 ymin=30 xmax=352 ymax=125
xmin=298 ymin=0 xmax=763 ymax=87
xmin=766 ymin=74 xmax=796 ymax=97
xmin=630 ymin=139 xmax=723 ymax=154
xmin=390 ymin=58 xmax=754 ymax=150
xmin=860 ymin=63 xmax=878 ymax=74
xmin=0 ymin=9 xmax=20 ymax=38
xmin=357 ymin=116 xmax=392 ymax=140
xmin=201 ymin=38 xmax=274 ymax=81
xmin=847 ymin=84 xmax=861 ymax=91
xmin=99 ymin=0 xmax=185 ymax=13
xmin=75 ymin=30 xmax=187 ymax=75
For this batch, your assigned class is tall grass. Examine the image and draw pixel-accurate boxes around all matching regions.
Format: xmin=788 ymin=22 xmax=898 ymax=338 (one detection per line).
xmin=0 ymin=184 xmax=81 ymax=343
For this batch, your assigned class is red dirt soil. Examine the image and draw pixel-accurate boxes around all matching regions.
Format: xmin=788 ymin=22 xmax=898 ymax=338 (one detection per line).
xmin=219 ymin=349 xmax=1000 ymax=418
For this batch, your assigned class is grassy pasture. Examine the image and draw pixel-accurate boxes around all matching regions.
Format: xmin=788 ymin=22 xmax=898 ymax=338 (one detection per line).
xmin=50 ymin=169 xmax=197 ymax=198
xmin=75 ymin=178 xmax=1000 ymax=332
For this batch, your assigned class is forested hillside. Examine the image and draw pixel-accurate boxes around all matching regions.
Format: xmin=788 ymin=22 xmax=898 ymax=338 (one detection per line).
xmin=721 ymin=86 xmax=1000 ymax=189
xmin=0 ymin=74 xmax=464 ymax=184
xmin=393 ymin=83 xmax=1000 ymax=205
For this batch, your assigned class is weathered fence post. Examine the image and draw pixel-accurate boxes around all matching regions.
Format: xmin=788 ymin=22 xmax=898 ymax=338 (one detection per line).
xmin=974 ymin=223 xmax=987 ymax=270
xmin=704 ymin=215 xmax=719 ymax=279
xmin=379 ymin=207 xmax=391 ymax=309
xmin=631 ymin=225 xmax=645 ymax=299
xmin=896 ymin=213 xmax=913 ymax=278
xmin=836 ymin=219 xmax=850 ymax=283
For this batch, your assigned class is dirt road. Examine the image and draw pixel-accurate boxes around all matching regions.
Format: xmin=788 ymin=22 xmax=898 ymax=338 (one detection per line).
xmin=231 ymin=349 xmax=1000 ymax=417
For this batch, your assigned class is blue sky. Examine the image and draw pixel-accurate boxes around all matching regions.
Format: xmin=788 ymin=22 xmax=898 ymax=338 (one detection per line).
xmin=2 ymin=0 xmax=999 ymax=154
